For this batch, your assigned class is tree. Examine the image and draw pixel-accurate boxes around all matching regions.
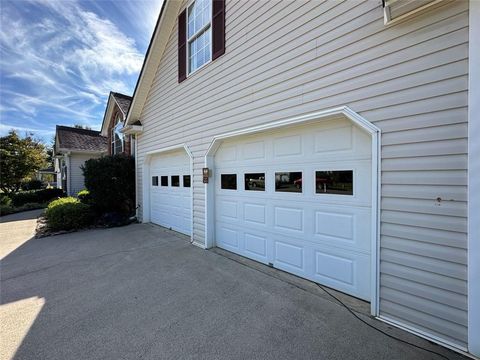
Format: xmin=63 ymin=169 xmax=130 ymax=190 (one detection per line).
xmin=73 ymin=124 xmax=92 ymax=130
xmin=0 ymin=130 xmax=48 ymax=194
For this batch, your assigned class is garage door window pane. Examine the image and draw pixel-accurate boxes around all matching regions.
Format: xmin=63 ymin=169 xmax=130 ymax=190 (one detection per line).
xmin=161 ymin=176 xmax=168 ymax=186
xmin=171 ymin=175 xmax=180 ymax=187
xmin=315 ymin=171 xmax=353 ymax=195
xmin=275 ymin=172 xmax=302 ymax=193
xmin=245 ymin=173 xmax=265 ymax=191
xmin=183 ymin=175 xmax=191 ymax=188
xmin=152 ymin=176 xmax=159 ymax=186
xmin=221 ymin=174 xmax=237 ymax=190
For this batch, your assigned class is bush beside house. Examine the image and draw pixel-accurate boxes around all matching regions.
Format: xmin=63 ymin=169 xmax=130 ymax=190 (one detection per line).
xmin=40 ymin=155 xmax=135 ymax=231
xmin=11 ymin=188 xmax=65 ymax=207
xmin=0 ymin=188 xmax=65 ymax=217
xmin=45 ymin=197 xmax=93 ymax=231
xmin=82 ymin=155 xmax=135 ymax=216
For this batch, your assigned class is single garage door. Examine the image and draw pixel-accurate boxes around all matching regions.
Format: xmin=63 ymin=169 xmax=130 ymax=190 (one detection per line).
xmin=214 ymin=118 xmax=372 ymax=300
xmin=150 ymin=150 xmax=192 ymax=236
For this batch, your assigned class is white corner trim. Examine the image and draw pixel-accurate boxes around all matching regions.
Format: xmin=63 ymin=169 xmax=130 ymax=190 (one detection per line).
xmin=134 ymin=135 xmax=139 ymax=219
xmin=142 ymin=143 xmax=194 ymax=243
xmin=468 ymin=0 xmax=480 ymax=357
xmin=65 ymin=154 xmax=71 ymax=197
xmin=204 ymin=106 xmax=381 ymax=316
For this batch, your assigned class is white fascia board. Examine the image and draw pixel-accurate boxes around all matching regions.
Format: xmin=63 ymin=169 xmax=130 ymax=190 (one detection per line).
xmin=100 ymin=94 xmax=115 ymax=137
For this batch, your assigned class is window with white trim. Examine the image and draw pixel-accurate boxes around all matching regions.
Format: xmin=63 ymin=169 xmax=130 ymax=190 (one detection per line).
xmin=111 ymin=113 xmax=124 ymax=155
xmin=187 ymin=0 xmax=212 ymax=74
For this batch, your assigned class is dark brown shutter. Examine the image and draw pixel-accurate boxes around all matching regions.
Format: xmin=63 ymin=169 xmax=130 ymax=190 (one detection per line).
xmin=178 ymin=9 xmax=187 ymax=83
xmin=212 ymin=0 xmax=225 ymax=60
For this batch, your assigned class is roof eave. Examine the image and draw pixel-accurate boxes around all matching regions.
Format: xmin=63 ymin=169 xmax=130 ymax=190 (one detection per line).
xmin=121 ymin=124 xmax=143 ymax=135
xmin=100 ymin=92 xmax=115 ymax=136
xmin=126 ymin=0 xmax=180 ymax=126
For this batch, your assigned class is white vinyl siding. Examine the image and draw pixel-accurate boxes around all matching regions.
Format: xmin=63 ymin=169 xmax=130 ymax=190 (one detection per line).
xmin=69 ymin=153 xmax=102 ymax=197
xmin=135 ymin=0 xmax=469 ymax=349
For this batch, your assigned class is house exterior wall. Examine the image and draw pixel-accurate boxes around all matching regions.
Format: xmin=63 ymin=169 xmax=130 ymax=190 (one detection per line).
xmin=135 ymin=0 xmax=469 ymax=349
xmin=68 ymin=153 xmax=103 ymax=196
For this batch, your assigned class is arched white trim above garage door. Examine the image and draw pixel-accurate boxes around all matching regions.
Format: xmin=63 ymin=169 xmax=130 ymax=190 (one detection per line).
xmin=205 ymin=106 xmax=381 ymax=315
xmin=143 ymin=144 xmax=193 ymax=240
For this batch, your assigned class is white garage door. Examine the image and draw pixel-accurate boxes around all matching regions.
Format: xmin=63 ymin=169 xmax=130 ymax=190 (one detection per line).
xmin=214 ymin=118 xmax=372 ymax=300
xmin=150 ymin=150 xmax=192 ymax=236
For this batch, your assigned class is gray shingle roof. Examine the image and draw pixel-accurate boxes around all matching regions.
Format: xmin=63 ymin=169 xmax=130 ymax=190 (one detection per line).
xmin=56 ymin=126 xmax=108 ymax=152
xmin=112 ymin=92 xmax=132 ymax=116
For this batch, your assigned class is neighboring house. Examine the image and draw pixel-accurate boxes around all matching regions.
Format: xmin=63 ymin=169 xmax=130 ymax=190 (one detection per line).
xmin=35 ymin=167 xmax=57 ymax=187
xmin=54 ymin=126 xmax=108 ymax=196
xmin=100 ymin=92 xmax=135 ymax=156
xmin=123 ymin=0 xmax=479 ymax=356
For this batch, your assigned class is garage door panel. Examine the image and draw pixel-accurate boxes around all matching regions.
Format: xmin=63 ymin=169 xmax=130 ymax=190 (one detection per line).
xmin=216 ymin=227 xmax=239 ymax=249
xmin=313 ymin=207 xmax=371 ymax=252
xmin=274 ymin=206 xmax=304 ymax=232
xmin=314 ymin=125 xmax=353 ymax=153
xmin=149 ymin=150 xmax=191 ymax=236
xmin=313 ymin=247 xmax=371 ymax=300
xmin=244 ymin=233 xmax=268 ymax=262
xmin=244 ymin=203 xmax=266 ymax=224
xmin=274 ymin=240 xmax=305 ymax=272
xmin=242 ymin=140 xmax=266 ymax=160
xmin=214 ymin=119 xmax=372 ymax=300
xmin=217 ymin=199 xmax=238 ymax=220
xmin=273 ymin=134 xmax=303 ymax=158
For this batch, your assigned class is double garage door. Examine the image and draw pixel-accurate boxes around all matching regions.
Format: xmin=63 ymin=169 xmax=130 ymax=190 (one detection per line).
xmin=150 ymin=150 xmax=192 ymax=236
xmin=147 ymin=119 xmax=372 ymax=300
xmin=214 ymin=118 xmax=373 ymax=300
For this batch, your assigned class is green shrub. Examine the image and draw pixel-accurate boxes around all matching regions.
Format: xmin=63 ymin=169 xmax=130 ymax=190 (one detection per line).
xmin=0 ymin=204 xmax=14 ymax=216
xmin=0 ymin=202 xmax=46 ymax=216
xmin=0 ymin=195 xmax=12 ymax=206
xmin=45 ymin=197 xmax=93 ymax=231
xmin=21 ymin=179 xmax=44 ymax=191
xmin=82 ymin=155 xmax=135 ymax=215
xmin=77 ymin=189 xmax=92 ymax=204
xmin=11 ymin=188 xmax=65 ymax=207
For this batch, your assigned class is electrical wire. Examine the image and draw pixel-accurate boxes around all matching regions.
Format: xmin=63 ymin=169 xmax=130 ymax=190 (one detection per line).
xmin=212 ymin=248 xmax=453 ymax=360
xmin=316 ymin=283 xmax=451 ymax=360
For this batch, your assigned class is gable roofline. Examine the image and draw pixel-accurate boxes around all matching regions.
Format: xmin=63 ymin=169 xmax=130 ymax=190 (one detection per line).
xmin=55 ymin=125 xmax=108 ymax=153
xmin=100 ymin=91 xmax=133 ymax=136
xmin=125 ymin=0 xmax=181 ymax=126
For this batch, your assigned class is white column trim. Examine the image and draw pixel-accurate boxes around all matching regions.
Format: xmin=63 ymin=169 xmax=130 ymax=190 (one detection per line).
xmin=468 ymin=0 xmax=480 ymax=356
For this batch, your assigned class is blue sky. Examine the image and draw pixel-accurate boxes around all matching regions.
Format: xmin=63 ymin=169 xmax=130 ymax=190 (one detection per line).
xmin=0 ymin=0 xmax=163 ymax=142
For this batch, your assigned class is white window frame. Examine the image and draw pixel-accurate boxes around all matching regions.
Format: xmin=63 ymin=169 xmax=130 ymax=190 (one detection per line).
xmin=186 ymin=0 xmax=212 ymax=76
xmin=111 ymin=114 xmax=124 ymax=155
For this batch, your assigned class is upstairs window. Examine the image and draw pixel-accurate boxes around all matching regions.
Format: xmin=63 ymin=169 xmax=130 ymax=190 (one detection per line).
xmin=187 ymin=0 xmax=211 ymax=74
xmin=178 ymin=0 xmax=225 ymax=82
xmin=111 ymin=113 xmax=124 ymax=155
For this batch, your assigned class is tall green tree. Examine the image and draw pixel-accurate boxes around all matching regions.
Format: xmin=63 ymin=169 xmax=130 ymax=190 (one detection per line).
xmin=0 ymin=130 xmax=47 ymax=194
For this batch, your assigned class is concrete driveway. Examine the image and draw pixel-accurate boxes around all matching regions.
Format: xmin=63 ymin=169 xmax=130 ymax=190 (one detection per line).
xmin=0 ymin=210 xmax=465 ymax=360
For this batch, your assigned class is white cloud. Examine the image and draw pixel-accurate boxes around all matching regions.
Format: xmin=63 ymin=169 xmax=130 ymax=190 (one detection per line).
xmin=0 ymin=0 xmax=148 ymax=136
xmin=0 ymin=123 xmax=55 ymax=139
